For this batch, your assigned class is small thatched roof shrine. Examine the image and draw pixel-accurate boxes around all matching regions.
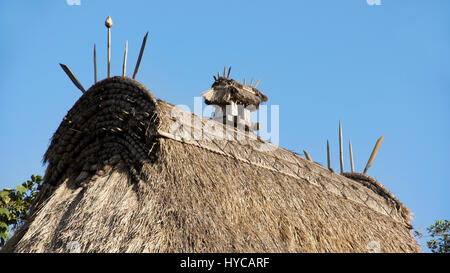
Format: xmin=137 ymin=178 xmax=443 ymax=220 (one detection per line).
xmin=202 ymin=75 xmax=268 ymax=108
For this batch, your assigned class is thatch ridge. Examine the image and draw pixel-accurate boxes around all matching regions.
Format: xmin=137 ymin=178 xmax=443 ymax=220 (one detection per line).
xmin=2 ymin=76 xmax=420 ymax=253
xmin=343 ymin=172 xmax=411 ymax=227
xmin=36 ymin=76 xmax=160 ymax=206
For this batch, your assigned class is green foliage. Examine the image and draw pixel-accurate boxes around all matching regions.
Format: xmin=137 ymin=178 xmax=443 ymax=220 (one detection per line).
xmin=0 ymin=175 xmax=42 ymax=247
xmin=414 ymin=219 xmax=450 ymax=253
xmin=426 ymin=220 xmax=450 ymax=253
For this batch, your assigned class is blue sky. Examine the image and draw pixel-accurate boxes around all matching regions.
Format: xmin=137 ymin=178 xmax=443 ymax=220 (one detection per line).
xmin=0 ymin=0 xmax=449 ymax=251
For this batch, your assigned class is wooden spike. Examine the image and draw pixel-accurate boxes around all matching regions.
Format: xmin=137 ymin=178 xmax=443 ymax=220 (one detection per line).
xmin=254 ymin=79 xmax=260 ymax=88
xmin=250 ymin=79 xmax=254 ymax=86
xmin=218 ymin=72 xmax=220 ymax=79
xmin=349 ymin=140 xmax=354 ymax=173
xmin=243 ymin=78 xmax=246 ymax=85
xmin=133 ymin=32 xmax=149 ymax=79
xmin=327 ymin=140 xmax=331 ymax=170
xmin=339 ymin=120 xmax=344 ymax=174
xmin=94 ymin=44 xmax=97 ymax=83
xmin=227 ymin=66 xmax=231 ymax=78
xmin=60 ymin=63 xmax=86 ymax=93
xmin=107 ymin=28 xmax=111 ymax=77
xmin=213 ymin=75 xmax=217 ymax=81
xmin=106 ymin=16 xmax=113 ymax=78
xmin=363 ymin=135 xmax=385 ymax=174
xmin=122 ymin=40 xmax=128 ymax=77
xmin=303 ymin=150 xmax=312 ymax=162
xmin=223 ymin=66 xmax=226 ymax=78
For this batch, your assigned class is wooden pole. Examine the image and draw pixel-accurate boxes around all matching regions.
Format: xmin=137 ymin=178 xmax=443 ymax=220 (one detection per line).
xmin=94 ymin=44 xmax=97 ymax=83
xmin=363 ymin=135 xmax=385 ymax=174
xmin=254 ymin=79 xmax=260 ymax=88
xmin=227 ymin=66 xmax=231 ymax=78
xmin=59 ymin=63 xmax=86 ymax=93
xmin=243 ymin=78 xmax=246 ymax=85
xmin=303 ymin=150 xmax=312 ymax=162
xmin=105 ymin=16 xmax=113 ymax=78
xmin=327 ymin=140 xmax=331 ymax=170
xmin=223 ymin=66 xmax=226 ymax=78
xmin=107 ymin=27 xmax=111 ymax=77
xmin=132 ymin=32 xmax=149 ymax=79
xmin=349 ymin=139 xmax=354 ymax=173
xmin=122 ymin=40 xmax=128 ymax=77
xmin=339 ymin=120 xmax=344 ymax=174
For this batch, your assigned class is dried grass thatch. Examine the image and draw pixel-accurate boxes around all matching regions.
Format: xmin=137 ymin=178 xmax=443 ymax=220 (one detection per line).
xmin=2 ymin=76 xmax=420 ymax=253
xmin=203 ymin=77 xmax=268 ymax=107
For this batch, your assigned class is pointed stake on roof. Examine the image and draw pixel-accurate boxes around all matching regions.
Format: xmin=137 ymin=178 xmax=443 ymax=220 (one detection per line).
xmin=339 ymin=120 xmax=344 ymax=175
xmin=93 ymin=43 xmax=97 ymax=83
xmin=349 ymin=139 xmax=355 ymax=173
xmin=223 ymin=66 xmax=226 ymax=78
xmin=227 ymin=66 xmax=231 ymax=78
xmin=133 ymin=32 xmax=149 ymax=79
xmin=213 ymin=75 xmax=217 ymax=81
xmin=303 ymin=150 xmax=312 ymax=162
xmin=122 ymin=40 xmax=128 ymax=77
xmin=363 ymin=135 xmax=385 ymax=174
xmin=254 ymin=79 xmax=261 ymax=88
xmin=250 ymin=79 xmax=254 ymax=86
xmin=59 ymin=63 xmax=86 ymax=93
xmin=243 ymin=78 xmax=246 ymax=85
xmin=327 ymin=140 xmax=331 ymax=170
xmin=105 ymin=16 xmax=113 ymax=78
xmin=218 ymin=71 xmax=220 ymax=79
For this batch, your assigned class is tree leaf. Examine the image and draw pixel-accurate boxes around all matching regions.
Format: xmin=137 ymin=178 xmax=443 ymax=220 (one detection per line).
xmin=16 ymin=186 xmax=26 ymax=194
xmin=0 ymin=222 xmax=8 ymax=232
xmin=0 ymin=191 xmax=9 ymax=199
xmin=0 ymin=208 xmax=9 ymax=217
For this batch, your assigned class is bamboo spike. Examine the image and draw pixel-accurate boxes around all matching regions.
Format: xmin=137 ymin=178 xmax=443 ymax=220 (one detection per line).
xmin=213 ymin=75 xmax=217 ymax=81
xmin=122 ymin=40 xmax=128 ymax=77
xmin=243 ymin=78 xmax=246 ymax=85
xmin=227 ymin=66 xmax=231 ymax=78
xmin=218 ymin=72 xmax=220 ymax=79
xmin=223 ymin=66 xmax=226 ymax=78
xmin=105 ymin=16 xmax=113 ymax=78
xmin=339 ymin=120 xmax=344 ymax=174
xmin=93 ymin=44 xmax=97 ymax=83
xmin=250 ymin=79 xmax=254 ymax=86
xmin=133 ymin=32 xmax=149 ymax=79
xmin=349 ymin=139 xmax=355 ymax=173
xmin=303 ymin=150 xmax=312 ymax=162
xmin=59 ymin=63 xmax=86 ymax=93
xmin=254 ymin=79 xmax=261 ymax=88
xmin=327 ymin=140 xmax=331 ymax=170
xmin=363 ymin=135 xmax=385 ymax=174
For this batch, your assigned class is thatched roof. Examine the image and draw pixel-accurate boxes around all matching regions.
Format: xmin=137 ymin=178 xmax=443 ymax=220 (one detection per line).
xmin=202 ymin=76 xmax=268 ymax=107
xmin=2 ymin=76 xmax=420 ymax=253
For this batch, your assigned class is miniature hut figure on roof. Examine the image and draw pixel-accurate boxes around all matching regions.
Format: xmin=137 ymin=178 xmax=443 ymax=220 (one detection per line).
xmin=202 ymin=67 xmax=267 ymax=132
